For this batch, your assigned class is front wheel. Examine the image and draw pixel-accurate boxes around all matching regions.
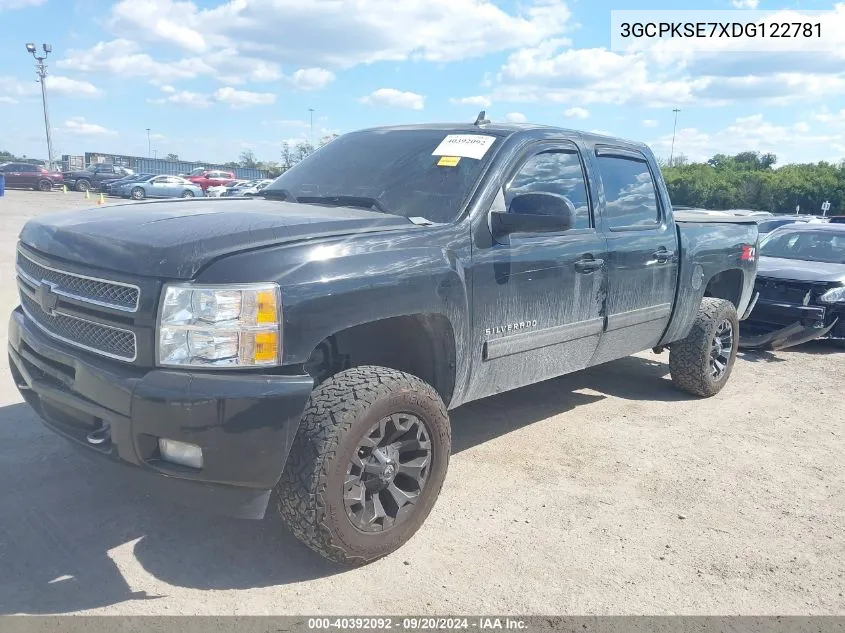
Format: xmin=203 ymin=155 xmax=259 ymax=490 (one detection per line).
xmin=276 ymin=366 xmax=451 ymax=566
xmin=669 ymin=298 xmax=739 ymax=397
xmin=181 ymin=190 xmax=195 ymax=198
xmin=130 ymin=186 xmax=145 ymax=200
xmin=36 ymin=179 xmax=52 ymax=192
xmin=75 ymin=179 xmax=91 ymax=193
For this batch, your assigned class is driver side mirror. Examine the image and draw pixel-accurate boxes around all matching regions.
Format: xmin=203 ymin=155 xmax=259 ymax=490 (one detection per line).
xmin=491 ymin=192 xmax=576 ymax=240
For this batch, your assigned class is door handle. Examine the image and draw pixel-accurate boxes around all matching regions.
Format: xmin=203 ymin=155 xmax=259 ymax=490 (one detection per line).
xmin=574 ymin=257 xmax=605 ymax=273
xmin=652 ymin=249 xmax=675 ymax=263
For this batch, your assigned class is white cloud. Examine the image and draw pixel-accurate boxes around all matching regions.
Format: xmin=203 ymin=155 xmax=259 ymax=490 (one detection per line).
xmin=46 ymin=76 xmax=102 ymax=98
xmin=105 ymin=0 xmax=572 ymax=68
xmin=57 ymin=39 xmax=213 ymax=84
xmin=563 ymin=107 xmax=589 ymax=119
xmin=149 ymin=85 xmax=276 ymax=108
xmin=149 ymin=88 xmax=213 ymax=108
xmin=0 ymin=96 xmax=17 ymax=104
xmin=360 ymin=88 xmax=425 ymax=110
xmin=59 ymin=117 xmax=117 ymax=136
xmin=450 ymin=95 xmax=492 ymax=107
xmin=213 ymin=86 xmax=276 ymax=108
xmin=504 ymin=112 xmax=527 ymax=123
xmin=110 ymin=0 xmax=207 ymax=52
xmin=0 ymin=0 xmax=45 ymax=9
xmin=642 ymin=119 xmax=659 ymax=127
xmin=732 ymin=0 xmax=760 ymax=8
xmin=290 ymin=67 xmax=336 ymax=91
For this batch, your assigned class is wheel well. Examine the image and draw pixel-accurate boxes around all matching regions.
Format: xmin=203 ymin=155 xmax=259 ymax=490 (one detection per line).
xmin=703 ymin=269 xmax=743 ymax=308
xmin=304 ymin=314 xmax=457 ymax=405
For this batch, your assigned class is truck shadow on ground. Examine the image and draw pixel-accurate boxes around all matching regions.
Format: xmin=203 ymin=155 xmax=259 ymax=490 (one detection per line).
xmin=738 ymin=340 xmax=842 ymax=363
xmin=0 ymin=354 xmax=678 ymax=614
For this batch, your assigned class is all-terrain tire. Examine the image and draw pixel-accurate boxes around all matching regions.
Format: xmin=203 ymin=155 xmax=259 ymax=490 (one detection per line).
xmin=276 ymin=366 xmax=451 ymax=566
xmin=75 ymin=179 xmax=91 ymax=193
xmin=669 ymin=297 xmax=739 ymax=397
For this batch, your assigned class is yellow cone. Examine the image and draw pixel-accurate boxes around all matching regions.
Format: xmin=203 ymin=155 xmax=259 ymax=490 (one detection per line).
xmin=62 ymin=184 xmax=67 ymax=194
xmin=85 ymin=189 xmax=90 ymax=200
xmin=98 ymin=193 xmax=105 ymax=205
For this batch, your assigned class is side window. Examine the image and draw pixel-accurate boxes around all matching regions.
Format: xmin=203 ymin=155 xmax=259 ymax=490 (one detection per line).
xmin=596 ymin=155 xmax=660 ymax=229
xmin=505 ymin=150 xmax=591 ymax=229
xmin=22 ymin=165 xmax=39 ymax=172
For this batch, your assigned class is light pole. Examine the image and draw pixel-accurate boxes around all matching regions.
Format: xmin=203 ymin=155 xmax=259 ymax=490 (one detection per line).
xmin=308 ymin=108 xmax=314 ymax=149
xmin=26 ymin=42 xmax=55 ymax=170
xmin=146 ymin=128 xmax=151 ymax=158
xmin=669 ymin=107 xmax=681 ymax=165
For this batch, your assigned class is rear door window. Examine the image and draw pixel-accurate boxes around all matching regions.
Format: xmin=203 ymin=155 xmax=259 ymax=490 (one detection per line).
xmin=596 ymin=155 xmax=660 ymax=229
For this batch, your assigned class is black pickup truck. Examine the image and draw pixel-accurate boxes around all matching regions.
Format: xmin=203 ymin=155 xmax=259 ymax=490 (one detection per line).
xmin=61 ymin=163 xmax=135 ymax=192
xmin=9 ymin=120 xmax=759 ymax=566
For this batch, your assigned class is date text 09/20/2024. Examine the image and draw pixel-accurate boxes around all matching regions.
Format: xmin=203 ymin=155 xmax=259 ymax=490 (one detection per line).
xmin=307 ymin=618 xmax=528 ymax=630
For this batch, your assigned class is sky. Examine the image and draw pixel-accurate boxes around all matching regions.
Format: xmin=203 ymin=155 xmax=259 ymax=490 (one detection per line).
xmin=1 ymin=0 xmax=845 ymax=166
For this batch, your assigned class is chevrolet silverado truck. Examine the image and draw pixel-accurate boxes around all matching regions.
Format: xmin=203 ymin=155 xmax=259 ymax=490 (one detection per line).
xmin=9 ymin=120 xmax=759 ymax=566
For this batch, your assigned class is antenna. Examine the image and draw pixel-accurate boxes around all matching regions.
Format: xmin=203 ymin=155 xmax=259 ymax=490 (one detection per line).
xmin=474 ymin=110 xmax=490 ymax=126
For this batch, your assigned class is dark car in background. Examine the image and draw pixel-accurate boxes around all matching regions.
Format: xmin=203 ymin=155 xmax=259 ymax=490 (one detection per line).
xmin=62 ymin=163 xmax=134 ymax=192
xmin=741 ymin=223 xmax=845 ymax=350
xmin=0 ymin=162 xmax=64 ymax=191
xmin=756 ymin=216 xmax=812 ymax=235
xmin=101 ymin=173 xmax=156 ymax=195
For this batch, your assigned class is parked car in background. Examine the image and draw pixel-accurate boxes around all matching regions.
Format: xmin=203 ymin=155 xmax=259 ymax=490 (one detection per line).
xmin=208 ymin=179 xmax=250 ymax=197
xmin=828 ymin=216 xmax=845 ymax=224
xmin=101 ymin=173 xmax=156 ymax=195
xmin=740 ymin=223 xmax=845 ymax=350
xmin=0 ymin=162 xmax=64 ymax=191
xmin=186 ymin=169 xmax=236 ymax=191
xmin=756 ymin=216 xmax=812 ymax=235
xmin=117 ymin=174 xmax=204 ymax=200
xmin=240 ymin=179 xmax=274 ymax=196
xmin=62 ymin=163 xmax=134 ymax=192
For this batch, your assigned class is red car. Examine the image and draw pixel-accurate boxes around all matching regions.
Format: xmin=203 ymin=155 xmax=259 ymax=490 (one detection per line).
xmin=0 ymin=162 xmax=64 ymax=191
xmin=185 ymin=168 xmax=236 ymax=191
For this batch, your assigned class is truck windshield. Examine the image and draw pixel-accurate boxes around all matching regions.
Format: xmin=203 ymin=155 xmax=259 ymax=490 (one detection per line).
xmin=262 ymin=129 xmax=501 ymax=223
xmin=760 ymin=229 xmax=845 ymax=264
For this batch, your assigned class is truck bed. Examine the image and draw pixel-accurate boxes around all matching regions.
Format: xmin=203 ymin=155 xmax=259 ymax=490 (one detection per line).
xmin=674 ymin=212 xmax=760 ymax=224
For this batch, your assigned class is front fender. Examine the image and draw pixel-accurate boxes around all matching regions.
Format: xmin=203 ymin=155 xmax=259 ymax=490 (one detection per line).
xmin=196 ymin=224 xmax=472 ymax=394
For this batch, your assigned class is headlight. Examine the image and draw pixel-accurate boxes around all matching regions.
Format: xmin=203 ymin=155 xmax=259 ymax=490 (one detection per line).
xmin=157 ymin=283 xmax=281 ymax=368
xmin=819 ymin=286 xmax=845 ymax=304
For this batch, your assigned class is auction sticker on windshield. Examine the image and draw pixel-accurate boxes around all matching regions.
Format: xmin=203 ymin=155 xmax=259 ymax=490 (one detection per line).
xmin=432 ymin=134 xmax=496 ymax=160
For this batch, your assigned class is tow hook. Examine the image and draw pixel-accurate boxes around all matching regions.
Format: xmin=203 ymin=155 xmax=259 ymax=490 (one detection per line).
xmin=86 ymin=423 xmax=111 ymax=446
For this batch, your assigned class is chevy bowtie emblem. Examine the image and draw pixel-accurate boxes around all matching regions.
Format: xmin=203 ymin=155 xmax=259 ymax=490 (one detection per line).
xmin=35 ymin=280 xmax=59 ymax=315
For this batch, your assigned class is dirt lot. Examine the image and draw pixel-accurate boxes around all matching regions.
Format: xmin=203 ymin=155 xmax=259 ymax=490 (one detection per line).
xmin=0 ymin=189 xmax=842 ymax=615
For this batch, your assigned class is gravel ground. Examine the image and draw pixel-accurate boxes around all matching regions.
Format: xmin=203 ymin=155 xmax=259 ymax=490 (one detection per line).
xmin=0 ymin=189 xmax=842 ymax=615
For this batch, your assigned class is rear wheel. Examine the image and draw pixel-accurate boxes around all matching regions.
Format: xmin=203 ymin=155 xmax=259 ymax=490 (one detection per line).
xmin=276 ymin=366 xmax=451 ymax=566
xmin=36 ymin=179 xmax=52 ymax=192
xmin=130 ymin=186 xmax=145 ymax=200
xmin=75 ymin=179 xmax=91 ymax=193
xmin=669 ymin=298 xmax=739 ymax=397
xmin=181 ymin=190 xmax=195 ymax=198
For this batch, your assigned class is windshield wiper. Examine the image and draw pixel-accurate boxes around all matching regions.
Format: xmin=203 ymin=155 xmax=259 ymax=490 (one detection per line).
xmin=295 ymin=195 xmax=390 ymax=215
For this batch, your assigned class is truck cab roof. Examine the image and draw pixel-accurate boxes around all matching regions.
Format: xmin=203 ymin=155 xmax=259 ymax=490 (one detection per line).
xmin=356 ymin=122 xmax=650 ymax=152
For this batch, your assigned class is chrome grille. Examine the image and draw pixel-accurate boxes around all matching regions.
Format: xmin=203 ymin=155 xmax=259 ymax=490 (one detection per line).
xmin=16 ymin=250 xmax=139 ymax=312
xmin=20 ymin=293 xmax=137 ymax=361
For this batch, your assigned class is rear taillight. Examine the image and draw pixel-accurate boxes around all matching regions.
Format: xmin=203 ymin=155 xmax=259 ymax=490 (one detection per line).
xmin=741 ymin=245 xmax=756 ymax=261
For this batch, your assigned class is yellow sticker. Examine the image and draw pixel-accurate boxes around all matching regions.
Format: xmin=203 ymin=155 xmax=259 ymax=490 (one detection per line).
xmin=437 ymin=156 xmax=461 ymax=167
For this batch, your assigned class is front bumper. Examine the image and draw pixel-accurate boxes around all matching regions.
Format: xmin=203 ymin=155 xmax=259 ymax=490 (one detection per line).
xmin=739 ymin=298 xmax=842 ymax=350
xmin=8 ymin=307 xmax=314 ymax=519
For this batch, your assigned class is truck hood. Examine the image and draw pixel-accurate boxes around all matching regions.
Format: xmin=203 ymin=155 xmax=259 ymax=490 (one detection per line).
xmin=19 ymin=198 xmax=416 ymax=279
xmin=757 ymin=256 xmax=845 ymax=284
